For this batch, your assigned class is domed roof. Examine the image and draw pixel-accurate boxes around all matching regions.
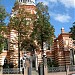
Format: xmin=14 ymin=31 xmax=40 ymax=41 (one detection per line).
xmin=17 ymin=0 xmax=36 ymax=5
xmin=18 ymin=0 xmax=35 ymax=4
xmin=61 ymin=27 xmax=64 ymax=30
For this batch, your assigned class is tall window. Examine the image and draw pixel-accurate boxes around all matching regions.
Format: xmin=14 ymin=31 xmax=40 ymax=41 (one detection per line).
xmin=28 ymin=0 xmax=29 ymax=2
xmin=19 ymin=0 xmax=20 ymax=2
xmin=21 ymin=0 xmax=22 ymax=2
xmin=23 ymin=0 xmax=24 ymax=2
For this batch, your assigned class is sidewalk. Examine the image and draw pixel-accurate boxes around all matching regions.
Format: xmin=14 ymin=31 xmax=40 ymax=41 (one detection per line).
xmin=32 ymin=70 xmax=38 ymax=75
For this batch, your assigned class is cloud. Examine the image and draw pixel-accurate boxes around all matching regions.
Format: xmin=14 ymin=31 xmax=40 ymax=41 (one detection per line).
xmin=48 ymin=0 xmax=75 ymax=8
xmin=54 ymin=14 xmax=71 ymax=23
xmin=36 ymin=0 xmax=75 ymax=8
xmin=59 ymin=0 xmax=75 ymax=8
xmin=36 ymin=0 xmax=49 ymax=5
xmin=43 ymin=1 xmax=49 ymax=5
xmin=48 ymin=0 xmax=58 ymax=3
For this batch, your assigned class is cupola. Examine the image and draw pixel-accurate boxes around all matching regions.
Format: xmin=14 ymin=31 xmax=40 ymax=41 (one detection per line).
xmin=17 ymin=0 xmax=35 ymax=5
xmin=61 ymin=27 xmax=65 ymax=33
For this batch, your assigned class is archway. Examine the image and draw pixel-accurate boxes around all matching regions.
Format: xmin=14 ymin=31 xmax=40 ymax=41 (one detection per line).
xmin=3 ymin=58 xmax=8 ymax=68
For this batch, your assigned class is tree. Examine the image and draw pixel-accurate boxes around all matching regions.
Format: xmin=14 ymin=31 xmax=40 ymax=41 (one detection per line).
xmin=0 ymin=35 xmax=4 ymax=53
xmin=0 ymin=6 xmax=8 ymax=53
xmin=69 ymin=22 xmax=75 ymax=40
xmin=9 ymin=3 xmax=35 ymax=69
xmin=21 ymin=38 xmax=39 ymax=52
xmin=30 ymin=2 xmax=55 ymax=51
xmin=9 ymin=7 xmax=34 ymax=47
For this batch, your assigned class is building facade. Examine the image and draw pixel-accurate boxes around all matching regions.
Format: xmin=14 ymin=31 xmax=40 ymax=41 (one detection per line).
xmin=52 ymin=28 xmax=75 ymax=66
xmin=0 ymin=0 xmax=75 ymax=70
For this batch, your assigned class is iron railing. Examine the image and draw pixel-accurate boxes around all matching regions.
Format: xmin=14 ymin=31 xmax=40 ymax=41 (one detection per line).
xmin=2 ymin=68 xmax=22 ymax=74
xmin=48 ymin=66 xmax=75 ymax=72
xmin=48 ymin=66 xmax=65 ymax=72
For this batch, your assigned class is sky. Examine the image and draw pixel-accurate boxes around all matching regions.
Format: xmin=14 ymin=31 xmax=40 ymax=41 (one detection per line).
xmin=0 ymin=0 xmax=75 ymax=37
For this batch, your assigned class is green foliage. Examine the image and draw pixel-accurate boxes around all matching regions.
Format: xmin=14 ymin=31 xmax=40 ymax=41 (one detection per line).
xmin=0 ymin=6 xmax=8 ymax=53
xmin=0 ymin=35 xmax=4 ymax=53
xmin=47 ymin=58 xmax=58 ymax=68
xmin=9 ymin=7 xmax=35 ymax=51
xmin=0 ymin=6 xmax=7 ymax=25
xmin=9 ymin=8 xmax=33 ymax=35
xmin=14 ymin=0 xmax=19 ymax=7
xmin=9 ymin=8 xmax=30 ymax=38
xmin=30 ymin=2 xmax=55 ymax=49
xmin=4 ymin=38 xmax=8 ymax=50
xmin=21 ymin=38 xmax=38 ymax=51
xmin=69 ymin=22 xmax=75 ymax=40
xmin=0 ymin=35 xmax=8 ymax=53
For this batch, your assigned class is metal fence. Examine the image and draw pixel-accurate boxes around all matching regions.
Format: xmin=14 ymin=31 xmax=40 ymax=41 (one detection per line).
xmin=2 ymin=68 xmax=22 ymax=74
xmin=48 ymin=66 xmax=65 ymax=72
xmin=48 ymin=66 xmax=75 ymax=73
xmin=69 ymin=65 xmax=75 ymax=71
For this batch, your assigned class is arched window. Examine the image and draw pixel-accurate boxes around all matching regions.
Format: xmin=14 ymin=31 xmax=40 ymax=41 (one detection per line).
xmin=3 ymin=58 xmax=8 ymax=68
xmin=21 ymin=0 xmax=22 ymax=2
xmin=19 ymin=0 xmax=20 ymax=2
xmin=23 ymin=0 xmax=24 ymax=3
xmin=4 ymin=58 xmax=8 ymax=64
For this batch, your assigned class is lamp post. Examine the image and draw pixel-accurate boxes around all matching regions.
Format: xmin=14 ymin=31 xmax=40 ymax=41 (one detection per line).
xmin=63 ymin=41 xmax=67 ymax=75
xmin=22 ymin=51 xmax=28 ymax=75
xmin=23 ymin=51 xmax=27 ymax=68
xmin=22 ymin=50 xmax=32 ymax=75
xmin=63 ymin=49 xmax=67 ymax=75
xmin=18 ymin=29 xmax=21 ymax=73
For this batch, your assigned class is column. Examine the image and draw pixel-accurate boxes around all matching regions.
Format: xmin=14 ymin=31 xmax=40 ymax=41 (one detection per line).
xmin=65 ymin=65 xmax=69 ymax=75
xmin=35 ymin=56 xmax=38 ymax=71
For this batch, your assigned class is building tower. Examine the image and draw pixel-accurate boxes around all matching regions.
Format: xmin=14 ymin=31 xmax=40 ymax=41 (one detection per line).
xmin=18 ymin=0 xmax=35 ymax=4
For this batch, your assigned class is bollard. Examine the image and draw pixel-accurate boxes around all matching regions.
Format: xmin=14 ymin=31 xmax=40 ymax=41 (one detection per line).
xmin=66 ymin=66 xmax=69 ymax=75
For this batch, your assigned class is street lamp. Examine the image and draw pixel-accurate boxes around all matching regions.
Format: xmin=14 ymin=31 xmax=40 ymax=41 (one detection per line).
xmin=63 ymin=41 xmax=67 ymax=75
xmin=23 ymin=52 xmax=27 ymax=68
xmin=63 ymin=48 xmax=67 ymax=75
xmin=42 ymin=52 xmax=47 ymax=75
